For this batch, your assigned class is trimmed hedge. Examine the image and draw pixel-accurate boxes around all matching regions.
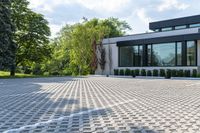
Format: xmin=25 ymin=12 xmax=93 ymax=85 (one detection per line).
xmin=171 ymin=69 xmax=177 ymax=77
xmin=141 ymin=69 xmax=146 ymax=76
xmin=125 ymin=69 xmax=131 ymax=76
xmin=184 ymin=70 xmax=190 ymax=77
xmin=115 ymin=69 xmax=197 ymax=78
xmin=192 ymin=69 xmax=197 ymax=77
xmin=119 ymin=69 xmax=124 ymax=76
xmin=177 ymin=70 xmax=184 ymax=77
xmin=160 ymin=69 xmax=165 ymax=77
xmin=114 ymin=69 xmax=119 ymax=75
xmin=131 ymin=70 xmax=135 ymax=77
xmin=147 ymin=70 xmax=152 ymax=76
xmin=165 ymin=69 xmax=171 ymax=79
xmin=153 ymin=69 xmax=158 ymax=76
xmin=135 ymin=69 xmax=140 ymax=76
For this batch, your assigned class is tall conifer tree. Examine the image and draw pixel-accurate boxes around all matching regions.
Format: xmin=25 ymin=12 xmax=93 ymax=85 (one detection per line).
xmin=0 ymin=0 xmax=16 ymax=76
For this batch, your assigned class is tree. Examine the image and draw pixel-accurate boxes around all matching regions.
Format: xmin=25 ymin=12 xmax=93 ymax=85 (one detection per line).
xmin=11 ymin=0 xmax=51 ymax=68
xmin=48 ymin=18 xmax=131 ymax=75
xmin=0 ymin=0 xmax=16 ymax=76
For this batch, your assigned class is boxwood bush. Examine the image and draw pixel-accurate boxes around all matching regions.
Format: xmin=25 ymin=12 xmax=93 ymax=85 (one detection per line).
xmin=141 ymin=69 xmax=146 ymax=76
xmin=192 ymin=69 xmax=197 ymax=77
xmin=131 ymin=70 xmax=135 ymax=77
xmin=184 ymin=70 xmax=191 ymax=77
xmin=147 ymin=70 xmax=152 ymax=76
xmin=171 ymin=69 xmax=177 ymax=77
xmin=153 ymin=69 xmax=158 ymax=76
xmin=135 ymin=69 xmax=140 ymax=76
xmin=160 ymin=69 xmax=165 ymax=77
xmin=119 ymin=69 xmax=124 ymax=76
xmin=114 ymin=69 xmax=119 ymax=75
xmin=165 ymin=69 xmax=171 ymax=79
xmin=125 ymin=69 xmax=131 ymax=76
xmin=177 ymin=70 xmax=184 ymax=77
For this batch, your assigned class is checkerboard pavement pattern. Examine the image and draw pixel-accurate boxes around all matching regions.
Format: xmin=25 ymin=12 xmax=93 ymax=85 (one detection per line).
xmin=0 ymin=76 xmax=200 ymax=133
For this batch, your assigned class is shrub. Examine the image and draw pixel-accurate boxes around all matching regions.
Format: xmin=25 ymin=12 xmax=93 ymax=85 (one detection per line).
xmin=177 ymin=70 xmax=184 ymax=77
xmin=192 ymin=69 xmax=197 ymax=77
xmin=165 ymin=69 xmax=171 ymax=79
xmin=43 ymin=72 xmax=49 ymax=76
xmin=131 ymin=70 xmax=135 ymax=77
xmin=24 ymin=68 xmax=32 ymax=74
xmin=63 ymin=69 xmax=72 ymax=76
xmin=160 ymin=69 xmax=165 ymax=77
xmin=50 ymin=71 xmax=60 ymax=76
xmin=184 ymin=70 xmax=191 ymax=77
xmin=125 ymin=69 xmax=131 ymax=76
xmin=114 ymin=69 xmax=119 ymax=75
xmin=119 ymin=69 xmax=124 ymax=76
xmin=147 ymin=70 xmax=152 ymax=76
xmin=171 ymin=69 xmax=177 ymax=77
xmin=32 ymin=68 xmax=42 ymax=75
xmin=153 ymin=69 xmax=158 ymax=76
xmin=135 ymin=69 xmax=140 ymax=76
xmin=141 ymin=69 xmax=146 ymax=76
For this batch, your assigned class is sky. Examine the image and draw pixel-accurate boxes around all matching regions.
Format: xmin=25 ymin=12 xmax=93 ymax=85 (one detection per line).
xmin=27 ymin=0 xmax=200 ymax=38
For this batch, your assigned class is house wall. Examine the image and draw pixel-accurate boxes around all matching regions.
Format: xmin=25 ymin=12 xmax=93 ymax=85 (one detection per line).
xmin=96 ymin=40 xmax=200 ymax=75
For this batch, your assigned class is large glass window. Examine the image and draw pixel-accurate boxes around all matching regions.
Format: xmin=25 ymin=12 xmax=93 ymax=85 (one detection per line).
xmin=152 ymin=43 xmax=176 ymax=66
xmin=133 ymin=46 xmax=139 ymax=66
xmin=189 ymin=23 xmax=200 ymax=28
xmin=161 ymin=27 xmax=172 ymax=31
xmin=175 ymin=25 xmax=186 ymax=30
xmin=187 ymin=41 xmax=196 ymax=66
xmin=119 ymin=41 xmax=197 ymax=67
xmin=176 ymin=42 xmax=182 ymax=66
xmin=139 ymin=46 xmax=143 ymax=66
xmin=119 ymin=46 xmax=133 ymax=67
xmin=147 ymin=45 xmax=152 ymax=66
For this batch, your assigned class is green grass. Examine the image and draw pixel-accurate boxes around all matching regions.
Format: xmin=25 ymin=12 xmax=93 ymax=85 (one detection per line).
xmin=0 ymin=71 xmax=35 ymax=78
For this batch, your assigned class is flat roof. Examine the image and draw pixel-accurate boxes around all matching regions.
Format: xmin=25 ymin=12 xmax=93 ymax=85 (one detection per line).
xmin=149 ymin=14 xmax=200 ymax=30
xmin=102 ymin=28 xmax=200 ymax=45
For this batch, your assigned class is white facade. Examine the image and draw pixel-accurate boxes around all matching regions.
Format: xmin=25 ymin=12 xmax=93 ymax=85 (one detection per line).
xmin=95 ymin=28 xmax=200 ymax=75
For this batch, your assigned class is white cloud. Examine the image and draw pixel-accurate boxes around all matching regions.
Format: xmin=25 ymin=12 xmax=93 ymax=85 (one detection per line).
xmin=28 ymin=0 xmax=131 ymax=13
xmin=76 ymin=0 xmax=131 ymax=13
xmin=136 ymin=8 xmax=152 ymax=24
xmin=158 ymin=0 xmax=189 ymax=12
xmin=49 ymin=24 xmax=63 ymax=38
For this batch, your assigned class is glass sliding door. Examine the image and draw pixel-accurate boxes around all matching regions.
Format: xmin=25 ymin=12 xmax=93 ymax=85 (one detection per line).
xmin=152 ymin=43 xmax=176 ymax=66
xmin=119 ymin=46 xmax=133 ymax=67
xmin=187 ymin=41 xmax=196 ymax=66
xmin=147 ymin=45 xmax=152 ymax=66
xmin=118 ymin=40 xmax=197 ymax=67
xmin=133 ymin=46 xmax=139 ymax=66
xmin=176 ymin=42 xmax=182 ymax=66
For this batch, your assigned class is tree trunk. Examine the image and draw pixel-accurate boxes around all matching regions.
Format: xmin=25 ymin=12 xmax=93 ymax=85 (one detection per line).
xmin=10 ymin=65 xmax=15 ymax=76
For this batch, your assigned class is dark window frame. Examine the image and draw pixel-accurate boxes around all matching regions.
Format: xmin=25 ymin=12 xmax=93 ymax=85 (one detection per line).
xmin=118 ymin=41 xmax=197 ymax=67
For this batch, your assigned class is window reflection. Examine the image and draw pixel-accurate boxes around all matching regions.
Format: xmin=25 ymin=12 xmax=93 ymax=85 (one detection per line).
xmin=119 ymin=41 xmax=196 ymax=67
xmin=152 ymin=43 xmax=176 ymax=66
xmin=187 ymin=41 xmax=196 ymax=66
xmin=177 ymin=42 xmax=182 ymax=66
xmin=119 ymin=46 xmax=133 ymax=67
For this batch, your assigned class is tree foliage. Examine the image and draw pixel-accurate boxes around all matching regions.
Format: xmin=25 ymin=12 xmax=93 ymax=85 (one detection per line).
xmin=47 ymin=18 xmax=131 ymax=75
xmin=0 ymin=0 xmax=16 ymax=76
xmin=11 ymin=0 xmax=51 ymax=67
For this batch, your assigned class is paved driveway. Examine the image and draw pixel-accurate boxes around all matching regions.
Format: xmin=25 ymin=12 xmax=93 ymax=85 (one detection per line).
xmin=0 ymin=76 xmax=200 ymax=133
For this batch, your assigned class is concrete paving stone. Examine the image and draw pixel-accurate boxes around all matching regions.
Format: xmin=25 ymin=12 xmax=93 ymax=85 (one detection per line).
xmin=1 ymin=77 xmax=200 ymax=132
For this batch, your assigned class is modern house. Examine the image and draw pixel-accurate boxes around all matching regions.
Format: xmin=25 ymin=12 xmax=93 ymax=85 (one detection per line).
xmin=95 ymin=15 xmax=200 ymax=75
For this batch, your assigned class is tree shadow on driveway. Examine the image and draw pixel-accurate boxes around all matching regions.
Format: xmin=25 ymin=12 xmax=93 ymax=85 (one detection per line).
xmin=0 ymin=77 xmax=158 ymax=133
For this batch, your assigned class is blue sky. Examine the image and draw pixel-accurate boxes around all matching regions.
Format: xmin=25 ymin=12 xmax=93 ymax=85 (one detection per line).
xmin=27 ymin=0 xmax=200 ymax=38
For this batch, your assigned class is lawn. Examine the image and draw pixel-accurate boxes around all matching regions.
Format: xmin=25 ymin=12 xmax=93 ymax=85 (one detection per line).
xmin=0 ymin=71 xmax=35 ymax=78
